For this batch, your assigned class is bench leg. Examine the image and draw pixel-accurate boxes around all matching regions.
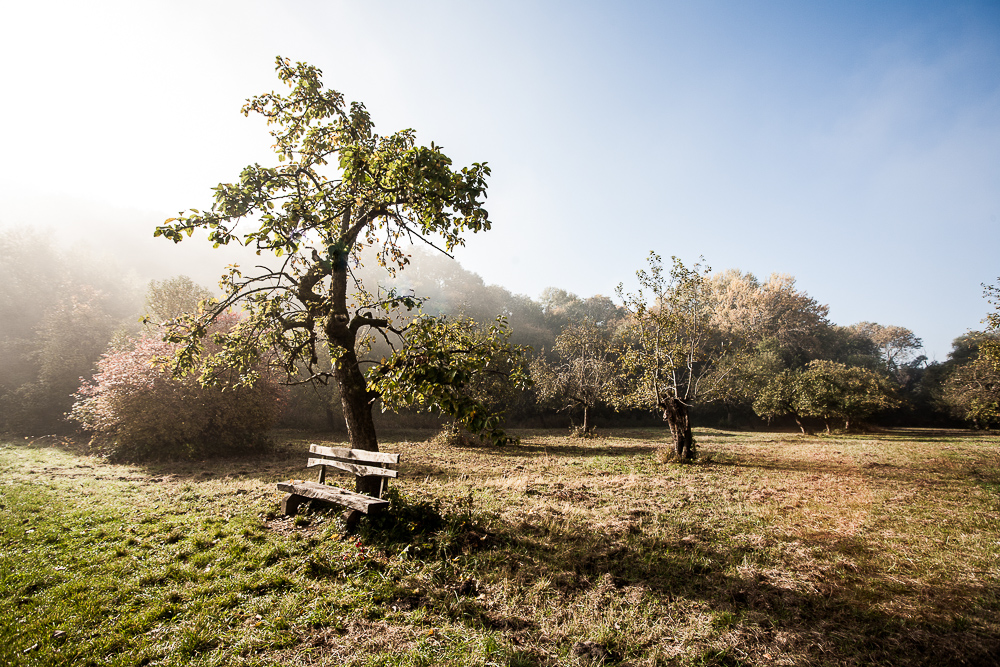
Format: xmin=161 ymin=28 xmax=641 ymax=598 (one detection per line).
xmin=342 ymin=509 xmax=363 ymax=532
xmin=281 ymin=493 xmax=305 ymax=517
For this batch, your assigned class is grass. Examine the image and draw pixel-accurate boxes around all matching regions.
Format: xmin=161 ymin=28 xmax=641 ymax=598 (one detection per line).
xmin=1 ymin=427 xmax=998 ymax=666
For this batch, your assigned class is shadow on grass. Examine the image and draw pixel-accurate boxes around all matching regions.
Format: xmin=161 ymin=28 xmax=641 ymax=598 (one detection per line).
xmin=496 ymin=516 xmax=1000 ymax=666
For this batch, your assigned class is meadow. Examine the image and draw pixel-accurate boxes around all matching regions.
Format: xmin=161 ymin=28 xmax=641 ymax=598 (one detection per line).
xmin=1 ymin=427 xmax=998 ymax=666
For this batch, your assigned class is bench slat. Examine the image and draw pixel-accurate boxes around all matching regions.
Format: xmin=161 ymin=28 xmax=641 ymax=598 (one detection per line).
xmin=307 ymin=457 xmax=399 ymax=478
xmin=309 ymin=444 xmax=400 ymax=465
xmin=277 ymin=481 xmax=389 ymax=515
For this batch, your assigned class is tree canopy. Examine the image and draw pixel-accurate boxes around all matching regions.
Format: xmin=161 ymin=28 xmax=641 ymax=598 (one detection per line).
xmin=155 ymin=57 xmax=519 ymax=469
xmin=144 ymin=276 xmax=213 ymax=325
xmin=980 ymin=280 xmax=1000 ymax=369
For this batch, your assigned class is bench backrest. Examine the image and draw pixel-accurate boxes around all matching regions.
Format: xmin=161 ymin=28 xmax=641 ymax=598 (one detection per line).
xmin=307 ymin=444 xmax=400 ymax=497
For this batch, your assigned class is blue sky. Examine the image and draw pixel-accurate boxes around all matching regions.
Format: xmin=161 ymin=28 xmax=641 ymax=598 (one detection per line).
xmin=2 ymin=1 xmax=998 ymax=359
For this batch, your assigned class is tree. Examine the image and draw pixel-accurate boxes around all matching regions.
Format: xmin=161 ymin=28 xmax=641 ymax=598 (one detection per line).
xmin=530 ymin=318 xmax=618 ymax=434
xmin=540 ymin=288 xmax=622 ymax=331
xmin=941 ymin=352 xmax=1000 ymax=428
xmin=755 ymin=360 xmax=898 ymax=433
xmin=846 ymin=321 xmax=923 ymax=382
xmin=616 ymin=253 xmax=737 ymax=459
xmin=369 ymin=315 xmax=530 ymax=440
xmin=708 ymin=270 xmax=830 ymax=362
xmin=144 ymin=275 xmax=214 ymax=324
xmin=707 ymin=270 xmax=831 ymax=417
xmin=802 ymin=360 xmax=898 ymax=431
xmin=155 ymin=58 xmax=512 ymax=488
xmin=752 ymin=368 xmax=814 ymax=434
xmin=980 ymin=280 xmax=1000 ymax=369
xmin=938 ymin=282 xmax=1000 ymax=428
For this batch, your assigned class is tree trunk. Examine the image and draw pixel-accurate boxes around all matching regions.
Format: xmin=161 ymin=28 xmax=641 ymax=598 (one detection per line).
xmin=791 ymin=412 xmax=812 ymax=436
xmin=582 ymin=405 xmax=591 ymax=434
xmin=327 ymin=253 xmax=382 ymax=496
xmin=662 ymin=397 xmax=694 ymax=460
xmin=328 ymin=311 xmax=382 ymax=496
xmin=332 ymin=347 xmax=383 ymax=495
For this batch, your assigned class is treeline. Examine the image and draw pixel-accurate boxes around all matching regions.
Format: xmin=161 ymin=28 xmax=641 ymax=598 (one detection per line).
xmin=359 ymin=249 xmax=998 ymax=437
xmin=0 ymin=231 xmax=143 ymax=434
xmin=1 ymin=229 xmax=997 ymax=447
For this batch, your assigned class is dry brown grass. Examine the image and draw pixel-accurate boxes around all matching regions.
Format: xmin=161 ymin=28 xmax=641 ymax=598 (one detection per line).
xmin=354 ymin=427 xmax=1000 ymax=665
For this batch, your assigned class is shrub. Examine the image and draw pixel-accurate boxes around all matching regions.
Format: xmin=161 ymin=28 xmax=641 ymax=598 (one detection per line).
xmin=69 ymin=320 xmax=282 ymax=461
xmin=430 ymin=421 xmax=483 ymax=447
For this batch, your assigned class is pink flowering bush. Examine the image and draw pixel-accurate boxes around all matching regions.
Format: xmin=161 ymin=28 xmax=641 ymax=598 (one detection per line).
xmin=70 ymin=324 xmax=282 ymax=461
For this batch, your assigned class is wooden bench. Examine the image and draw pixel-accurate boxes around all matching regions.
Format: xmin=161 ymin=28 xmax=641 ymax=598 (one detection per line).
xmin=277 ymin=444 xmax=400 ymax=519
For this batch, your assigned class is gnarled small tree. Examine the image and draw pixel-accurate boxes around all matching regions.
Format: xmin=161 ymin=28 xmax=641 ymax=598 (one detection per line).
xmin=370 ymin=315 xmax=530 ymax=441
xmin=616 ymin=253 xmax=739 ymax=459
xmin=752 ymin=368 xmax=813 ymax=434
xmin=155 ymin=58 xmax=520 ymax=490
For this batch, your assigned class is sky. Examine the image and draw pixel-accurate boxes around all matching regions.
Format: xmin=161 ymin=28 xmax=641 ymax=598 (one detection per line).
xmin=2 ymin=0 xmax=998 ymax=360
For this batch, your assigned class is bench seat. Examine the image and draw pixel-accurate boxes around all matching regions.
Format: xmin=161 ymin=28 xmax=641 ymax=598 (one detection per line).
xmin=276 ymin=480 xmax=390 ymax=516
xmin=277 ymin=444 xmax=400 ymax=519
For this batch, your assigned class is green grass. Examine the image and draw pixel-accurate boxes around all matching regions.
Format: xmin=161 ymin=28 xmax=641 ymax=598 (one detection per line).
xmin=1 ymin=427 xmax=998 ymax=665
